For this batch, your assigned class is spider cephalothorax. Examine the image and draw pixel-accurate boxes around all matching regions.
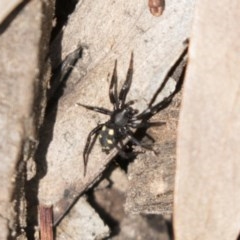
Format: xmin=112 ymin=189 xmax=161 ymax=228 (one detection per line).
xmin=78 ymin=52 xmax=173 ymax=176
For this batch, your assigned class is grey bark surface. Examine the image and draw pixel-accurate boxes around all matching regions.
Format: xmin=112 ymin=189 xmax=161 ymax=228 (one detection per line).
xmin=174 ymin=1 xmax=240 ymax=239
xmin=0 ymin=0 xmax=24 ymax=23
xmin=125 ymin=90 xmax=182 ymax=216
xmin=0 ymin=0 xmax=54 ymax=238
xmin=56 ymin=197 xmax=110 ymax=239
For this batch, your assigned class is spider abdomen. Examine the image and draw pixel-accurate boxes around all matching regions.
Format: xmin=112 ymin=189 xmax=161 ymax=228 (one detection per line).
xmin=99 ymin=125 xmax=116 ymax=153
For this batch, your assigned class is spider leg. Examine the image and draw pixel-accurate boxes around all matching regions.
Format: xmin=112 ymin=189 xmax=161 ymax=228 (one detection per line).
xmin=109 ymin=60 xmax=119 ymax=110
xmin=115 ymin=144 xmax=130 ymax=158
xmin=83 ymin=124 xmax=104 ymax=176
xmin=144 ymin=132 xmax=155 ymax=143
xmin=115 ymin=141 xmax=136 ymax=159
xmin=129 ymin=121 xmax=165 ymax=128
xmin=133 ymin=93 xmax=174 ymax=120
xmin=119 ymin=52 xmax=134 ymax=107
xmin=126 ymin=128 xmax=153 ymax=150
xmin=77 ymin=103 xmax=112 ymax=115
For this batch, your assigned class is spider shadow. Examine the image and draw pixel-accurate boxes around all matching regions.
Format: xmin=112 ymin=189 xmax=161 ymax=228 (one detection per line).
xmin=87 ymin=187 xmax=121 ymax=238
xmin=85 ymin=163 xmax=129 ymax=238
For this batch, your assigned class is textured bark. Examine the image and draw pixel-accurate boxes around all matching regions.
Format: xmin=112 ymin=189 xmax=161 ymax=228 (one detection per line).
xmin=126 ymin=90 xmax=182 ymax=216
xmin=0 ymin=0 xmax=24 ymax=23
xmin=174 ymin=1 xmax=240 ymax=239
xmin=0 ymin=0 xmax=54 ymax=238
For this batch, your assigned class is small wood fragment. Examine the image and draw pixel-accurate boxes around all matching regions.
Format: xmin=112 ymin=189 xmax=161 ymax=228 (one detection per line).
xmin=39 ymin=205 xmax=54 ymax=240
xmin=148 ymin=0 xmax=165 ymax=16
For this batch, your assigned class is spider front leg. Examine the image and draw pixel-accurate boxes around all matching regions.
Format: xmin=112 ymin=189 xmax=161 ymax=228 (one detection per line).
xmin=83 ymin=124 xmax=104 ymax=176
xmin=129 ymin=121 xmax=165 ymax=128
xmin=109 ymin=60 xmax=119 ymax=110
xmin=119 ymin=52 xmax=134 ymax=108
xmin=77 ymin=103 xmax=112 ymax=115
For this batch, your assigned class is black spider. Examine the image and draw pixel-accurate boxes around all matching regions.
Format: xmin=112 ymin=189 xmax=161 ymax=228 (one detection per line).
xmin=78 ymin=53 xmax=174 ymax=176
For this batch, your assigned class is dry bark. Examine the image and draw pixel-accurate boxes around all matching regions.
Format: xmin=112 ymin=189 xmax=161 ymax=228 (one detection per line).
xmin=125 ymin=90 xmax=182 ymax=216
xmin=0 ymin=0 xmax=54 ymax=238
xmin=174 ymin=1 xmax=240 ymax=239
